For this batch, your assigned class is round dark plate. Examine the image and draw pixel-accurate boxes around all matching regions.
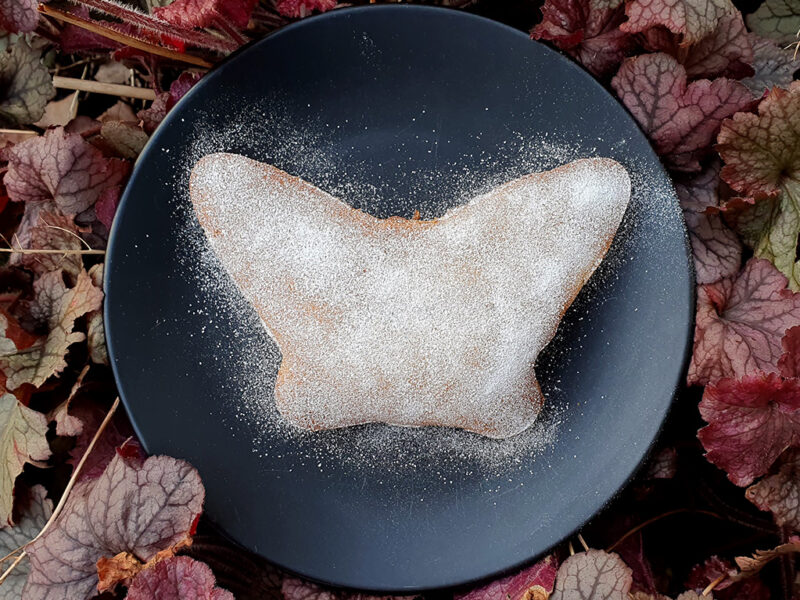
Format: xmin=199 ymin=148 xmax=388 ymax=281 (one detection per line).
xmin=105 ymin=5 xmax=693 ymax=592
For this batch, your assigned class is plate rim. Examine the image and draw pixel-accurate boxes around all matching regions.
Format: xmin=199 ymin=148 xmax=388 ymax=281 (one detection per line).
xmin=104 ymin=4 xmax=696 ymax=592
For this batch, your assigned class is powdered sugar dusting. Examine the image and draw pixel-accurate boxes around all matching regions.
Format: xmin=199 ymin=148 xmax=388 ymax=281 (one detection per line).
xmin=164 ymin=97 xmax=678 ymax=478
xmin=190 ymin=154 xmax=630 ymax=439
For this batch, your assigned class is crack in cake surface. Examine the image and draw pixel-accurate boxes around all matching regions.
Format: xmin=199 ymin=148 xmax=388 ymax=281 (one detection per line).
xmin=189 ymin=153 xmax=631 ymax=438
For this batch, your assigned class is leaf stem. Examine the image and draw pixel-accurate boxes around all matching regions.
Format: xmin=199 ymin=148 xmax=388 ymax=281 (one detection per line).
xmin=606 ymin=509 xmax=723 ymax=552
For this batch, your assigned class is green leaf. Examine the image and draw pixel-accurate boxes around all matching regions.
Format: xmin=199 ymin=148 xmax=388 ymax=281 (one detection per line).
xmin=0 ymin=40 xmax=54 ymax=127
xmin=747 ymin=0 xmax=800 ymax=46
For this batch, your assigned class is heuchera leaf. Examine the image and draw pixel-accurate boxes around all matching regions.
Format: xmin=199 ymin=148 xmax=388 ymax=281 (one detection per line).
xmin=550 ymin=550 xmax=632 ymax=600
xmin=778 ymin=325 xmax=800 ymax=377
xmin=687 ymin=258 xmax=800 ymax=386
xmin=530 ymin=0 xmax=635 ymax=78
xmin=99 ymin=121 xmax=149 ymax=159
xmin=0 ymin=40 xmax=55 ymax=127
xmin=746 ymin=0 xmax=800 ymax=46
xmin=640 ymin=13 xmax=753 ymax=80
xmin=0 ymin=485 xmax=52 ymax=599
xmin=0 ymin=393 xmax=50 ymax=525
xmin=741 ymin=35 xmax=798 ymax=98
xmin=153 ymin=0 xmax=257 ymax=29
xmin=455 ymin=555 xmax=557 ymax=600
xmin=126 ymin=556 xmax=234 ymax=600
xmin=674 ymin=164 xmax=742 ymax=285
xmin=620 ymin=0 xmax=736 ymax=45
xmin=0 ymin=269 xmax=103 ymax=390
xmin=717 ymin=82 xmax=800 ymax=289
xmin=698 ymin=372 xmax=800 ymax=485
xmin=138 ymin=72 xmax=202 ymax=134
xmin=0 ymin=0 xmax=37 ymax=33
xmin=275 ymin=0 xmax=337 ymax=18
xmin=745 ymin=448 xmax=800 ymax=530
xmin=611 ymin=53 xmax=752 ymax=172
xmin=24 ymin=453 xmax=204 ymax=600
xmin=4 ymin=127 xmax=130 ymax=216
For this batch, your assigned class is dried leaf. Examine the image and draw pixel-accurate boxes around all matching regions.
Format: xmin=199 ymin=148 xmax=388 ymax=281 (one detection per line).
xmin=12 ymin=211 xmax=85 ymax=278
xmin=0 ymin=269 xmax=103 ymax=389
xmin=0 ymin=485 xmax=52 ymax=599
xmin=620 ymin=0 xmax=736 ymax=45
xmin=4 ymin=127 xmax=130 ymax=216
xmin=0 ymin=393 xmax=50 ymax=525
xmin=531 ymin=0 xmax=635 ymax=78
xmin=746 ymin=448 xmax=800 ymax=529
xmin=33 ymin=92 xmax=78 ymax=129
xmin=550 ymin=550 xmax=632 ymax=600
xmin=455 ymin=555 xmax=558 ymax=600
xmin=746 ymin=0 xmax=800 ymax=46
xmin=741 ymin=35 xmax=798 ymax=97
xmin=24 ymin=453 xmax=205 ymax=600
xmin=688 ymin=258 xmax=800 ymax=386
xmin=86 ymin=263 xmax=108 ymax=365
xmin=99 ymin=121 xmax=149 ymax=159
xmin=94 ymin=61 xmax=131 ymax=85
xmin=0 ymin=40 xmax=55 ymax=127
xmin=97 ymin=100 xmax=137 ymax=123
xmin=717 ymin=82 xmax=800 ymax=289
xmin=732 ymin=537 xmax=800 ymax=580
xmin=275 ymin=0 xmax=337 ymax=18
xmin=686 ymin=556 xmax=769 ymax=599
xmin=698 ymin=372 xmax=800 ymax=485
xmin=640 ymin=13 xmax=753 ymax=80
xmin=611 ymin=53 xmax=752 ymax=172
xmin=0 ymin=0 xmax=37 ymax=33
xmin=127 ymin=556 xmax=234 ymax=600
xmin=674 ymin=164 xmax=742 ymax=284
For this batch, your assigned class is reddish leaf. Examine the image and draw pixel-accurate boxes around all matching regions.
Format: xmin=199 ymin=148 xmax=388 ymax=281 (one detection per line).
xmin=615 ymin=533 xmax=657 ymax=594
xmin=4 ymin=127 xmax=130 ymax=216
xmin=138 ymin=72 xmax=201 ymax=134
xmin=24 ymin=453 xmax=204 ymax=599
xmin=643 ymin=446 xmax=678 ymax=480
xmin=717 ymin=82 xmax=800 ymax=288
xmin=698 ymin=372 xmax=800 ymax=485
xmin=531 ymin=0 xmax=636 ymax=78
xmin=746 ymin=0 xmax=800 ymax=46
xmin=674 ymin=164 xmax=742 ymax=284
xmin=741 ymin=35 xmax=798 ymax=97
xmin=550 ymin=550 xmax=632 ymax=600
xmin=611 ymin=53 xmax=752 ymax=172
xmin=0 ymin=41 xmax=56 ymax=127
xmin=687 ymin=258 xmax=800 ymax=386
xmin=641 ymin=13 xmax=753 ymax=80
xmin=95 ymin=187 xmax=121 ymax=231
xmin=779 ymin=326 xmax=800 ymax=377
xmin=746 ymin=448 xmax=800 ymax=529
xmin=620 ymin=0 xmax=736 ymax=45
xmin=12 ymin=211 xmax=85 ymax=279
xmin=154 ymin=0 xmax=257 ymax=29
xmin=0 ymin=0 xmax=37 ymax=32
xmin=455 ymin=556 xmax=557 ymax=600
xmin=126 ymin=556 xmax=234 ymax=600
xmin=275 ymin=0 xmax=337 ymax=18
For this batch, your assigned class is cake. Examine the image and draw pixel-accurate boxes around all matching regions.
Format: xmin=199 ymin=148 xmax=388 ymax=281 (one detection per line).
xmin=190 ymin=153 xmax=631 ymax=438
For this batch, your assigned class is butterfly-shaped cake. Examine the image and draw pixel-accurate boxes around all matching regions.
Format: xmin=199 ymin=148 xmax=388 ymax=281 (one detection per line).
xmin=190 ymin=153 xmax=630 ymax=438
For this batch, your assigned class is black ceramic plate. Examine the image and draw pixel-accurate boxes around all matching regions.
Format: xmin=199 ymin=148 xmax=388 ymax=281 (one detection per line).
xmin=105 ymin=5 xmax=693 ymax=592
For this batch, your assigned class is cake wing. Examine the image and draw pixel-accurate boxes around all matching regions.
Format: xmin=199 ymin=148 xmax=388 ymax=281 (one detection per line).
xmin=190 ymin=153 xmax=631 ymax=438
